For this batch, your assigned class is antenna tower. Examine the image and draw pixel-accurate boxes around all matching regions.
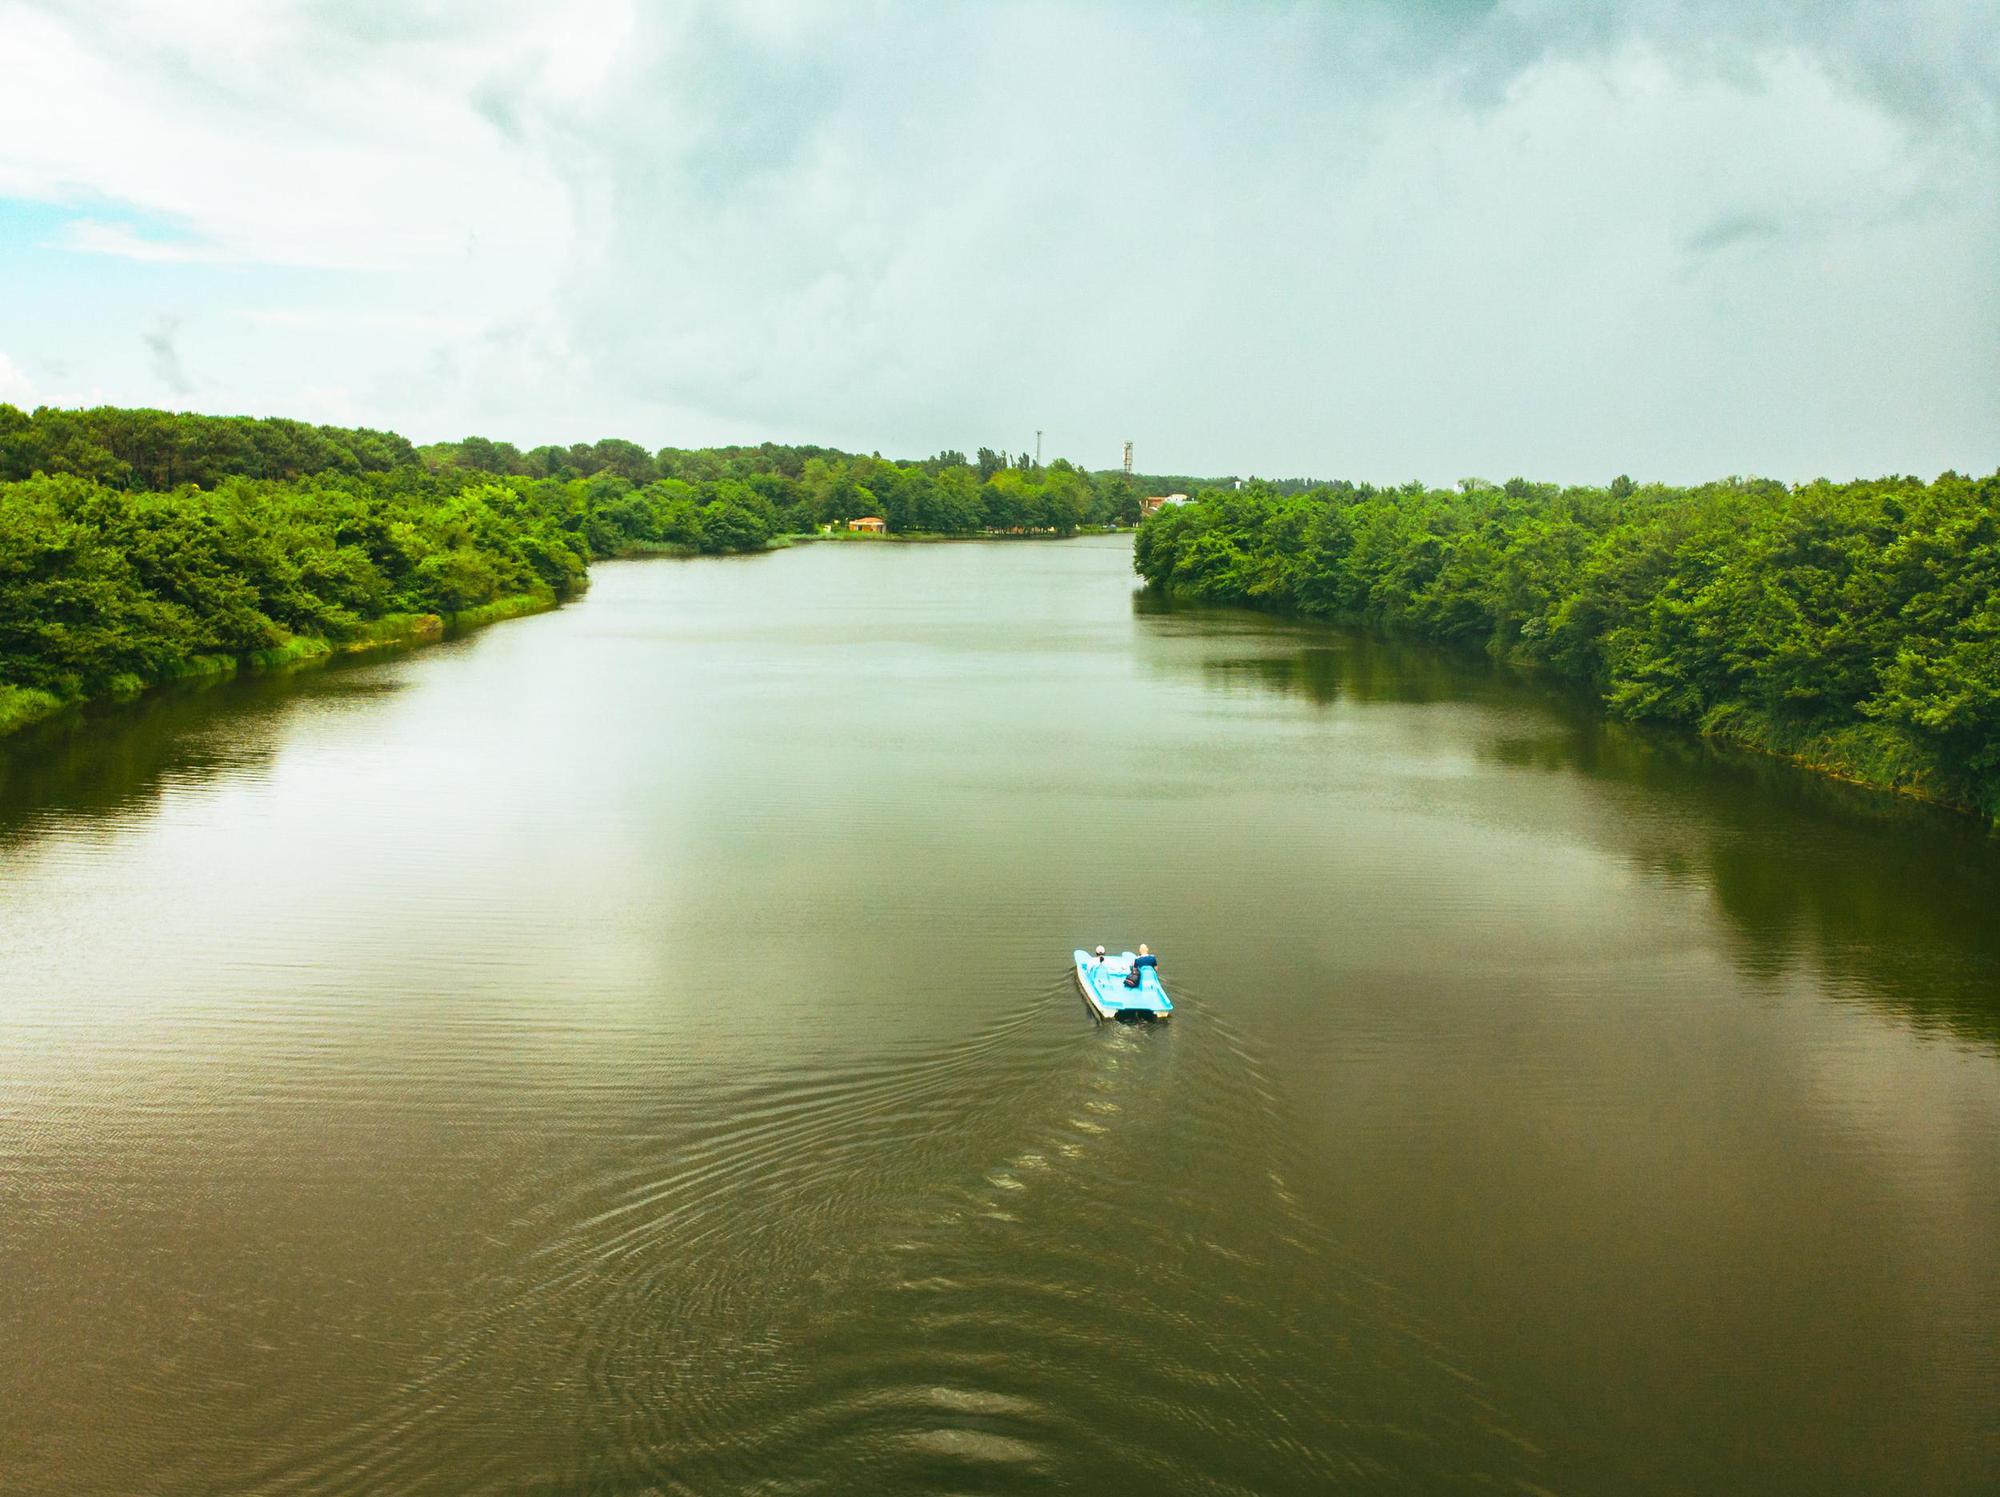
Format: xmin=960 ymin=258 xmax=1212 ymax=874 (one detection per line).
xmin=1122 ymin=440 xmax=1134 ymax=476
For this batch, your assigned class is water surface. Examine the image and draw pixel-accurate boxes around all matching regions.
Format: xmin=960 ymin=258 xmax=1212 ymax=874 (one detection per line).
xmin=3 ymin=536 xmax=1997 ymax=1494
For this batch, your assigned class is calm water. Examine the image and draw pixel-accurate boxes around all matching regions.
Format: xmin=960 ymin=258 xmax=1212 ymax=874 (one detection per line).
xmin=3 ymin=536 xmax=1998 ymax=1495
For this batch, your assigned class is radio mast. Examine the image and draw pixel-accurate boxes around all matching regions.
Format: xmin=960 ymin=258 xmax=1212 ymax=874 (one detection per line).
xmin=1122 ymin=440 xmax=1134 ymax=476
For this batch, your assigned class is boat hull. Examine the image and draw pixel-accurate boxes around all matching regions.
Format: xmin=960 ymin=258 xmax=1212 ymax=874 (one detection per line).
xmin=1073 ymin=950 xmax=1173 ymax=1022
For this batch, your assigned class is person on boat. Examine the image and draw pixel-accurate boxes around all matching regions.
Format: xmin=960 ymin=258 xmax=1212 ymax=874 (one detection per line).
xmin=1093 ymin=945 xmax=1108 ymax=964
xmin=1123 ymin=944 xmax=1158 ymax=989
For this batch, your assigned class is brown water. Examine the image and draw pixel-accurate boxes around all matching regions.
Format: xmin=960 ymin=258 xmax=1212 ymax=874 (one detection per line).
xmin=2 ymin=536 xmax=1997 ymax=1495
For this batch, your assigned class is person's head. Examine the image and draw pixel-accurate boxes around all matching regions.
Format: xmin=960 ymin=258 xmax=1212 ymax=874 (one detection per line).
xmin=1138 ymin=943 xmax=1150 ymax=955
xmin=1094 ymin=945 xmax=1106 ymax=957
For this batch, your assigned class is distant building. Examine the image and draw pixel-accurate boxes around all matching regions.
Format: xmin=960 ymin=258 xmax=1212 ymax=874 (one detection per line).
xmin=847 ymin=516 xmax=886 ymax=533
xmin=1139 ymin=493 xmax=1191 ymax=518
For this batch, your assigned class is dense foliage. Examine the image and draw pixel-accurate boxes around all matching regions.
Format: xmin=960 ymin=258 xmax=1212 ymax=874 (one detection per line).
xmin=0 ymin=405 xmax=1163 ymax=732
xmin=0 ymin=404 xmax=417 ymax=489
xmin=1135 ymin=473 xmax=2000 ymax=820
xmin=420 ymin=435 xmax=1146 ymax=533
xmin=0 ymin=464 xmax=794 ymax=731
xmin=0 ymin=405 xmax=1153 ymax=533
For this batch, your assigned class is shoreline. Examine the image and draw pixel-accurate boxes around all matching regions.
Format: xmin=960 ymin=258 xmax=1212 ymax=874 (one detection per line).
xmin=23 ymin=534 xmax=1973 ymax=830
xmin=0 ymin=590 xmax=562 ymax=741
xmin=1697 ymin=710 xmax=1993 ymax=828
xmin=0 ymin=531 xmax=1120 ymax=742
xmin=790 ymin=526 xmax=1125 ymax=545
xmin=1145 ymin=585 xmax=1996 ymax=830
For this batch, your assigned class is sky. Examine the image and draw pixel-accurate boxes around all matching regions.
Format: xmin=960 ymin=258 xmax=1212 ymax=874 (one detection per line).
xmin=0 ymin=0 xmax=1995 ymax=483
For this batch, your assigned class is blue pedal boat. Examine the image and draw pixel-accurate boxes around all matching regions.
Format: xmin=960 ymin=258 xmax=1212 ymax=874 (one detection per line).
xmin=1073 ymin=949 xmax=1174 ymax=1022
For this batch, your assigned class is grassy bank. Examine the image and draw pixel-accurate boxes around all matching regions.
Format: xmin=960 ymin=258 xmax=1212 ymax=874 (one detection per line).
xmin=1135 ymin=474 xmax=2000 ymax=825
xmin=0 ymin=593 xmax=561 ymax=736
xmin=1693 ymin=705 xmax=1970 ymax=812
xmin=0 ymin=683 xmax=65 ymax=735
xmin=443 ymin=591 xmax=561 ymax=631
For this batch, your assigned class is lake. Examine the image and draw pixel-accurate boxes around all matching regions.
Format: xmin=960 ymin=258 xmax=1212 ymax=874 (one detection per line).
xmin=3 ymin=535 xmax=1996 ymax=1495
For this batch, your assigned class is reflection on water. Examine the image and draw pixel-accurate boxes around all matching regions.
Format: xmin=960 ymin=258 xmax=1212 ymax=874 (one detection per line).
xmin=3 ymin=540 xmax=1997 ymax=1496
xmin=1166 ymin=604 xmax=2000 ymax=1050
xmin=0 ymin=651 xmax=424 ymax=850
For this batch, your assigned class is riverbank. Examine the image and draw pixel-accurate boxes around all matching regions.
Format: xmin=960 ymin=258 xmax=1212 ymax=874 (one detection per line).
xmin=0 ymin=457 xmax=798 ymax=741
xmin=0 ymin=591 xmax=563 ymax=738
xmin=794 ymin=525 xmax=1123 ymax=543
xmin=1696 ymin=703 xmax=1984 ymax=820
xmin=2 ymin=406 xmax=1161 ymax=742
xmin=1134 ymin=474 xmax=2000 ymax=827
xmin=0 ymin=524 xmax=1129 ymax=738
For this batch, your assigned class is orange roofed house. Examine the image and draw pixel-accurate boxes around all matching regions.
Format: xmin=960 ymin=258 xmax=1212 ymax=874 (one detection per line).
xmin=847 ymin=516 xmax=887 ymax=533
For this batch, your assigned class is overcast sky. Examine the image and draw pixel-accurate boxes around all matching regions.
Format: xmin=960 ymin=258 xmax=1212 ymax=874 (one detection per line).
xmin=1 ymin=0 xmax=1994 ymax=481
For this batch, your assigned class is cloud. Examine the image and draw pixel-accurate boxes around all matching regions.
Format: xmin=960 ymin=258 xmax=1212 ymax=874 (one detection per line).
xmin=1363 ymin=0 xmax=2000 ymax=133
xmin=57 ymin=218 xmax=234 ymax=263
xmin=0 ymin=0 xmax=580 ymax=274
xmin=0 ymin=351 xmax=32 ymax=405
xmin=0 ymin=0 xmax=1994 ymax=479
xmin=142 ymin=316 xmax=193 ymax=394
xmin=1682 ymin=213 xmax=1787 ymax=256
xmin=237 ymin=308 xmax=485 ymax=334
xmin=524 ymin=4 xmax=2000 ymax=475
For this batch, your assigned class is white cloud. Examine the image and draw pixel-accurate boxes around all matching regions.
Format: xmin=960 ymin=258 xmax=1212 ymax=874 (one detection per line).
xmin=0 ymin=0 xmax=581 ymax=274
xmin=0 ymin=351 xmax=33 ymax=404
xmin=236 ymin=308 xmax=485 ymax=335
xmin=0 ymin=0 xmax=1993 ymax=478
xmin=56 ymin=219 xmax=235 ymax=263
xmin=526 ymin=5 xmax=1999 ymax=477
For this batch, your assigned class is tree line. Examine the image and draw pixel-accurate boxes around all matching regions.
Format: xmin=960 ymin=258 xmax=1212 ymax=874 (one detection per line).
xmin=0 ymin=405 xmax=1158 ymax=530
xmin=1134 ymin=473 xmax=2000 ymax=822
xmin=0 ymin=404 xmax=418 ymax=489
xmin=419 ymin=436 xmax=1148 ymax=532
xmin=0 ymin=405 xmax=1164 ymax=733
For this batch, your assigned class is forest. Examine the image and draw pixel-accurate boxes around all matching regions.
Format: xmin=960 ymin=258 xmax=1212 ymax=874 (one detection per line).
xmin=1135 ymin=473 xmax=2000 ymax=821
xmin=0 ymin=405 xmax=1148 ymax=733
